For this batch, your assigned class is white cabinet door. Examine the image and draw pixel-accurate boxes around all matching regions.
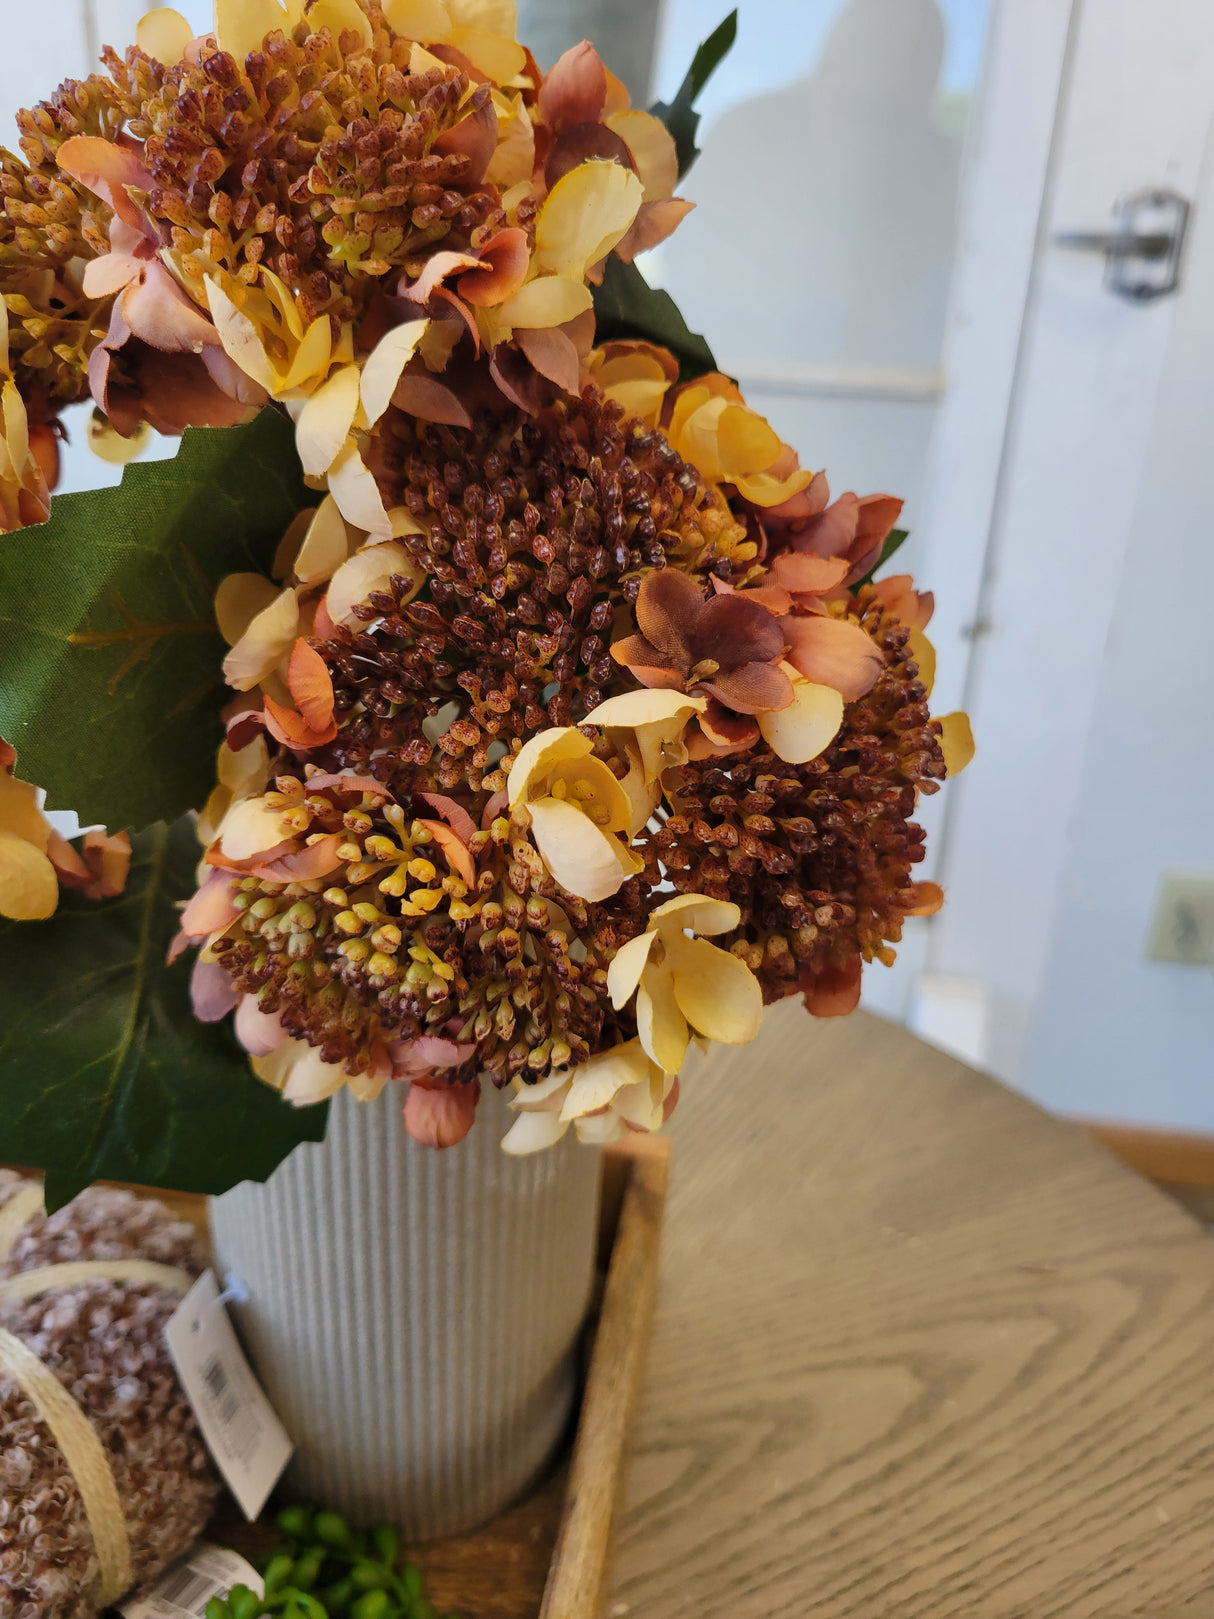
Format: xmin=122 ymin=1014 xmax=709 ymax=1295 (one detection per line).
xmin=918 ymin=0 xmax=1214 ymax=1122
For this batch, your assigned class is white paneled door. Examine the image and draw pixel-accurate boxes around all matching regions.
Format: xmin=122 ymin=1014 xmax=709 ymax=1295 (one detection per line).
xmin=916 ymin=0 xmax=1214 ymax=1123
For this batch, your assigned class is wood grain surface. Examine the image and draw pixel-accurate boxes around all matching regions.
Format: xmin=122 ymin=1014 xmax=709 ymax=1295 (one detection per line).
xmin=607 ymin=1003 xmax=1214 ymax=1619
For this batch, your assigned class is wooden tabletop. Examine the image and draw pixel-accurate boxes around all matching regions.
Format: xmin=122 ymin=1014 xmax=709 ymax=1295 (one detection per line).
xmin=607 ymin=1003 xmax=1214 ymax=1618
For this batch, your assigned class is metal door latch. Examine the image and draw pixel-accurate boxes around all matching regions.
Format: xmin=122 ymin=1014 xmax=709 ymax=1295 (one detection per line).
xmin=1053 ymin=187 xmax=1190 ymax=302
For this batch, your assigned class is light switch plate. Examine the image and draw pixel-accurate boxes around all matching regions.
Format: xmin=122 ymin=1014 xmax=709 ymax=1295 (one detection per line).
xmin=1145 ymin=872 xmax=1214 ymax=965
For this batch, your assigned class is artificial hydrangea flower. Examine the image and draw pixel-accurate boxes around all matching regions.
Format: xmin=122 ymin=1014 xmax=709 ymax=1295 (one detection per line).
xmin=506 ymin=726 xmax=641 ymax=903
xmin=501 ymin=1037 xmax=675 ymax=1154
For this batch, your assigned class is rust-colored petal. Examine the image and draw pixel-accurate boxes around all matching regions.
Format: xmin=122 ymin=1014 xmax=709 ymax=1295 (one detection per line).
xmin=455 ymin=226 xmax=529 ymax=308
xmin=417 ymin=792 xmax=478 ymax=846
xmin=697 ymin=700 xmax=761 ymax=749
xmin=391 ymin=369 xmax=475 ymax=427
xmin=691 ymin=590 xmax=787 ymax=670
xmin=248 ymin=833 xmax=345 ymax=882
xmin=516 ymin=325 xmax=580 ymax=394
xmin=416 ymin=818 xmax=476 ymax=888
xmin=404 ymin=1078 xmax=481 ymax=1148
xmin=609 ymin=633 xmax=686 ymax=688
xmin=769 ymin=551 xmax=849 ymax=597
xmin=702 ymin=659 xmax=794 ymax=716
xmin=801 ymin=956 xmax=862 ymax=1017
xmin=783 ymin=614 xmax=883 ymax=702
xmin=792 ymin=491 xmax=859 ymax=559
xmin=433 ymin=91 xmax=498 ymax=184
xmin=545 ymin=121 xmax=634 ymax=190
xmin=634 ymin=567 xmax=701 ymax=664
xmin=538 ymin=40 xmax=606 ymax=130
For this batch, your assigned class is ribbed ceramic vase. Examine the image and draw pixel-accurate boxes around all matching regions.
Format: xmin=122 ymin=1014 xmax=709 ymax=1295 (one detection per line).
xmin=208 ymin=1081 xmax=601 ymax=1539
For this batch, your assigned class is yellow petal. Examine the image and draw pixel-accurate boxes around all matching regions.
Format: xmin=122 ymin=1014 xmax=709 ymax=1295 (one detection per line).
xmin=675 ymin=395 xmax=727 ymax=483
xmin=222 ymin=585 xmax=299 ymax=690
xmin=609 ymin=1070 xmax=668 ymax=1132
xmin=214 ymin=571 xmax=281 ymax=647
xmin=259 ymin=268 xmax=305 ymax=342
xmin=668 ymin=935 xmax=763 ymax=1046
xmin=0 ymin=772 xmax=50 ymax=852
xmin=306 ymin=0 xmax=373 ymax=46
xmin=136 ymin=7 xmax=194 ymax=63
xmin=526 ymin=795 xmax=632 ymax=902
xmin=574 ymin=1112 xmax=627 ymax=1144
xmin=448 ymin=26 xmax=526 ymax=81
xmin=596 ymin=374 xmax=668 ymax=426
xmin=560 ymin=1042 xmax=651 ymax=1121
xmin=217 ymin=735 xmax=270 ymax=796
xmin=650 ymin=893 xmax=740 ymax=937
xmin=446 ymin=0 xmax=515 ymax=32
xmin=219 ymin=795 xmax=290 ymax=861
xmin=486 ymin=92 xmax=535 ymax=190
xmin=293 ymin=495 xmax=351 ymax=584
xmin=605 ymin=110 xmax=678 ymax=201
xmin=547 ymin=752 xmax=634 ymax=834
xmin=606 ymin=929 xmax=656 ymax=1009
xmin=87 ymin=412 xmax=150 ymax=465
xmin=508 ymin=1068 xmax=570 ymax=1112
xmin=204 ymin=277 xmax=273 ymax=393
xmin=0 ymin=830 xmax=58 ymax=920
xmin=326 ymin=540 xmax=420 ymax=625
xmin=908 ymin=627 xmax=936 ymax=697
xmin=534 ymin=161 xmax=643 ymax=280
xmin=501 ymin=1109 xmax=570 ymax=1153
xmin=618 ymin=748 xmax=661 ymax=838
xmin=360 ymin=318 xmax=429 ymax=427
xmin=2 ymin=382 xmax=28 ymax=475
xmin=731 ymin=466 xmax=815 ymax=507
xmin=757 ymin=679 xmax=843 ymax=765
xmin=938 ymin=711 xmax=975 ymax=776
xmin=716 ymin=403 xmax=782 ymax=480
xmin=214 ymin=0 xmax=303 ymax=62
xmin=588 ymin=689 xmax=704 ymax=729
xmin=497 ymin=275 xmax=593 ymax=330
xmin=295 ymin=363 xmax=361 ymax=476
xmin=327 ymin=441 xmax=390 ymax=539
xmin=384 ymin=0 xmax=453 ymax=38
xmin=279 ymin=315 xmax=334 ymax=394
xmin=281 ymin=1043 xmax=349 ymax=1104
xmin=507 ymin=726 xmax=590 ymax=806
xmin=635 ymin=970 xmax=689 ymax=1074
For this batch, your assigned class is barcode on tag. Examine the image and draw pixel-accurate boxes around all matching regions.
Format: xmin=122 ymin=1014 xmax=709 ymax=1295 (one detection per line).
xmin=145 ymin=1564 xmax=225 ymax=1614
xmin=164 ymin=1271 xmax=293 ymax=1520
xmin=121 ymin=1542 xmax=264 ymax=1619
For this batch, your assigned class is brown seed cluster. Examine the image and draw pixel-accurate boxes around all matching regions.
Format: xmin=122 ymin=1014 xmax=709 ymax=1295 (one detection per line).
xmin=639 ymin=587 xmax=946 ymax=1001
xmin=132 ymin=18 xmax=505 ymax=322
xmin=210 ymin=773 xmax=643 ymax=1086
xmin=321 ymin=387 xmax=754 ymax=798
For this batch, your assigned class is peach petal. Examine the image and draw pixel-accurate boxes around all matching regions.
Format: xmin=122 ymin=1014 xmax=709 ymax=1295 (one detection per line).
xmin=770 ymin=552 xmax=849 ymax=596
xmin=263 ymin=694 xmax=338 ymax=750
xmin=191 ymin=957 xmax=238 ymax=1023
xmin=121 ymin=261 xmax=220 ymax=353
xmin=417 ymin=818 xmax=476 ymax=888
xmin=235 ymin=996 xmax=289 ymax=1057
xmin=905 ymin=881 xmax=944 ymax=917
xmin=783 ymin=614 xmax=883 ymax=702
xmin=249 ymin=833 xmax=345 ymax=882
xmin=606 ymin=109 xmax=678 ymax=200
xmin=418 ymin=792 xmax=478 ymax=845
xmin=793 ymin=492 xmax=860 ymax=559
xmin=56 ymin=136 xmax=155 ymax=234
xmin=215 ymin=572 xmax=281 ymax=648
xmin=286 ymin=639 xmax=335 ymax=732
xmin=180 ymin=872 xmax=241 ymax=938
xmin=303 ymin=772 xmax=393 ymax=798
xmin=391 ymin=1035 xmax=478 ymax=1080
xmin=404 ymin=1079 xmax=481 ymax=1148
xmin=612 ymin=196 xmax=695 ymax=263
xmin=756 ymin=679 xmax=843 ymax=765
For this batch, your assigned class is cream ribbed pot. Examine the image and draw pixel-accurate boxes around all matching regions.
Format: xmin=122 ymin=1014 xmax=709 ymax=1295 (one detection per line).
xmin=208 ymin=1082 xmax=602 ymax=1539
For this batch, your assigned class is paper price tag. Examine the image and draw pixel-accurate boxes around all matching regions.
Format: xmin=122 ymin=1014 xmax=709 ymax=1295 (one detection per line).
xmin=121 ymin=1542 xmax=264 ymax=1618
xmin=165 ymin=1270 xmax=293 ymax=1521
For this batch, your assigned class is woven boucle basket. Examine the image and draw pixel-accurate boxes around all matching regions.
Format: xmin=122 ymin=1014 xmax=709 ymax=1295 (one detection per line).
xmin=0 ymin=1170 xmax=220 ymax=1618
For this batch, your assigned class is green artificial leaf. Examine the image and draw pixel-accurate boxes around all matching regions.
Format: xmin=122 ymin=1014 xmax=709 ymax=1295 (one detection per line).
xmin=650 ymin=9 xmax=739 ymax=179
xmin=855 ymin=528 xmax=910 ymax=589
xmin=593 ymin=257 xmax=718 ymax=379
xmin=0 ymin=407 xmax=316 ymax=835
xmin=0 ymin=815 xmax=329 ymax=1209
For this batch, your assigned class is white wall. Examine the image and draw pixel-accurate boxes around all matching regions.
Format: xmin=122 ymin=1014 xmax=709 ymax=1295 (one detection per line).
xmin=1022 ymin=116 xmax=1214 ymax=1130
